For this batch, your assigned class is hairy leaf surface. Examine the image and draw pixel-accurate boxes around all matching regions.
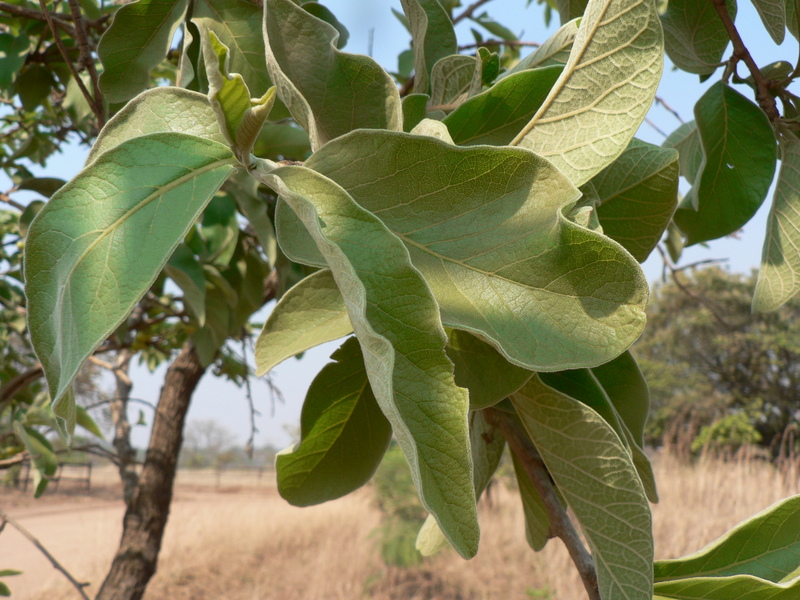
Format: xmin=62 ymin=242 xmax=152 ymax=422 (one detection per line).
xmin=400 ymin=0 xmax=457 ymax=94
xmin=26 ymin=134 xmax=236 ymax=426
xmin=511 ymin=0 xmax=664 ymax=186
xmin=654 ymin=574 xmax=800 ymax=599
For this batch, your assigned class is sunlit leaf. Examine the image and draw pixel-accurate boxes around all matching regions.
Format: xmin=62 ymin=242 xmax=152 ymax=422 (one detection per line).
xmin=654 ymin=574 xmax=800 ymax=599
xmin=400 ymin=0 xmax=457 ymax=94
xmin=507 ymin=18 xmax=578 ymax=73
xmin=165 ymin=244 xmax=207 ymax=326
xmin=752 ymin=0 xmax=786 ymax=44
xmin=663 ymin=121 xmax=704 ymax=188
xmin=660 ymin=0 xmax=735 ymax=75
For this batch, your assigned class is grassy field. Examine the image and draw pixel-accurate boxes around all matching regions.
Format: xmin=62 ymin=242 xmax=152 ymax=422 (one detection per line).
xmin=20 ymin=451 xmax=800 ymax=600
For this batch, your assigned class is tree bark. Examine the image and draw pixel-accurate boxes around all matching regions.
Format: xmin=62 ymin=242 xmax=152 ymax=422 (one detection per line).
xmin=95 ymin=344 xmax=205 ymax=600
xmin=108 ymin=348 xmax=139 ymax=505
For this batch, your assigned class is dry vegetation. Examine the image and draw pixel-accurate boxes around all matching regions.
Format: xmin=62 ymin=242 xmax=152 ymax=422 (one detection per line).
xmin=18 ymin=452 xmax=800 ymax=600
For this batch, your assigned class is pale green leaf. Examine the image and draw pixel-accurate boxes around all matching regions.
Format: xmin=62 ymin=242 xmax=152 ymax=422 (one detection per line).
xmin=512 ymin=375 xmax=654 ymax=600
xmin=418 ymin=410 xmax=505 ymax=556
xmin=400 ymin=0 xmax=457 ymax=94
xmin=654 ymin=574 xmax=800 ymax=599
xmin=13 ymin=422 xmax=57 ymax=497
xmin=446 ymin=329 xmax=532 ymax=410
xmin=98 ymin=0 xmax=189 ymax=103
xmin=410 ymin=117 xmax=454 ymax=142
xmin=592 ymin=139 xmax=679 ymax=262
xmin=276 ymin=337 xmax=392 ymax=506
xmin=511 ymin=451 xmax=552 ymax=551
xmin=258 ymin=164 xmax=478 ymax=558
xmin=226 ymin=170 xmax=278 ymax=266
xmin=663 ymin=121 xmax=704 ymax=187
xmin=591 ymin=351 xmax=650 ymax=447
xmin=443 ymin=66 xmax=563 ymax=146
xmin=25 ymin=134 xmax=236 ymax=412
xmin=165 ymin=244 xmax=207 ymax=325
xmin=660 ymin=0 xmax=735 ymax=75
xmin=754 ymin=137 xmax=800 ymax=312
xmin=264 ymin=0 xmax=402 ymax=150
xmin=655 ymin=495 xmax=800 ymax=583
xmin=298 ymin=130 xmax=648 ymax=372
xmin=511 ymin=0 xmax=664 ymax=187
xmin=507 ymin=18 xmax=579 ymax=73
xmin=429 ymin=54 xmax=481 ymax=109
xmin=88 ymin=87 xmax=226 ymax=164
xmin=193 ymin=284 xmax=232 ymax=366
xmin=76 ymin=405 xmax=104 ymax=439
xmin=193 ymin=0 xmax=271 ymax=97
xmin=302 ymin=2 xmax=349 ymax=49
xmin=673 ymin=83 xmax=777 ymax=246
xmin=751 ymin=0 xmax=786 ymax=44
xmin=255 ymin=269 xmax=352 ymax=375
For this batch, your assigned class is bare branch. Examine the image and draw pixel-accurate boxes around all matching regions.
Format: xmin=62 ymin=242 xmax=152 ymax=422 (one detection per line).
xmin=0 ymin=191 xmax=26 ymax=211
xmin=458 ymin=39 xmax=540 ymax=51
xmin=66 ymin=0 xmax=105 ymax=126
xmin=483 ymin=407 xmax=600 ymax=600
xmin=0 ymin=1 xmax=76 ymax=36
xmin=0 ymin=507 xmax=91 ymax=600
xmin=655 ymin=95 xmax=684 ymax=123
xmin=453 ymin=0 xmax=493 ymax=24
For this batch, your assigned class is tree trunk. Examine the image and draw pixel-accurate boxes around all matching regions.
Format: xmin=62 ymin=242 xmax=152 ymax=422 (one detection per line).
xmin=109 ymin=348 xmax=139 ymax=505
xmin=95 ymin=344 xmax=205 ymax=600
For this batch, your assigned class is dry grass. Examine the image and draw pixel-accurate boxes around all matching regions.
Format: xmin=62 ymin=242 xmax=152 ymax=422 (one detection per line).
xmin=27 ymin=451 xmax=800 ymax=600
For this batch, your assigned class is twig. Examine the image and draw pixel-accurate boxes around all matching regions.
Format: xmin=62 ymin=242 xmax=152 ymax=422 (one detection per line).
xmin=66 ymin=0 xmax=104 ymax=126
xmin=453 ymin=0 xmax=493 ymax=24
xmin=0 ymin=364 xmax=44 ymax=408
xmin=0 ymin=191 xmax=26 ymax=211
xmin=483 ymin=408 xmax=600 ymax=600
xmin=458 ymin=39 xmax=540 ymax=51
xmin=0 ymin=453 xmax=27 ymax=469
xmin=0 ymin=507 xmax=91 ymax=600
xmin=241 ymin=339 xmax=259 ymax=458
xmin=710 ymin=0 xmax=779 ymax=121
xmin=656 ymin=244 xmax=734 ymax=330
xmin=644 ymin=116 xmax=668 ymax=137
xmin=38 ymin=0 xmax=104 ymax=127
xmin=655 ymin=95 xmax=684 ymax=123
xmin=0 ymin=1 xmax=76 ymax=36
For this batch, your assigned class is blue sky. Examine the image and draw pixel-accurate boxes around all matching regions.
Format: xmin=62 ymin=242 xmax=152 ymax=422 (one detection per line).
xmin=3 ymin=0 xmax=794 ymax=449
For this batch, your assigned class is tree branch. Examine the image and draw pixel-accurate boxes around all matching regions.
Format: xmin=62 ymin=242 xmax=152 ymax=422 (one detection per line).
xmin=483 ymin=407 xmax=600 ymax=600
xmin=457 ymin=39 xmax=540 ymax=51
xmin=453 ymin=0 xmax=493 ymax=24
xmin=710 ymin=0 xmax=779 ymax=121
xmin=0 ymin=1 xmax=76 ymax=36
xmin=66 ymin=0 xmax=105 ymax=126
xmin=0 ymin=508 xmax=91 ymax=600
xmin=0 ymin=191 xmax=26 ymax=211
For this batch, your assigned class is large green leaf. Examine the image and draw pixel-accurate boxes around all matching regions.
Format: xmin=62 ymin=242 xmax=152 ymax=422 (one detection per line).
xmin=512 ymin=375 xmax=654 ymax=600
xmin=193 ymin=0 xmax=271 ymax=97
xmin=752 ymin=0 xmax=786 ymax=44
xmin=25 ymin=134 xmax=236 ymax=425
xmin=88 ymin=87 xmax=226 ymax=163
xmin=255 ymin=269 xmax=352 ymax=376
xmin=754 ymin=137 xmax=800 ymax=312
xmin=257 ymin=163 xmax=478 ymax=558
xmin=446 ymin=329 xmax=532 ymax=410
xmin=276 ymin=337 xmax=392 ymax=506
xmin=291 ymin=130 xmax=647 ymax=372
xmin=400 ymin=0 xmax=457 ymax=94
xmin=654 ymin=575 xmax=800 ymax=599
xmin=508 ymin=18 xmax=579 ymax=73
xmin=591 ymin=351 xmax=650 ymax=447
xmin=660 ymin=0 xmax=735 ymax=75
xmin=510 ymin=0 xmax=664 ymax=186
xmin=264 ymin=0 xmax=402 ymax=150
xmin=0 ymin=33 xmax=29 ymax=95
xmin=673 ymin=83 xmax=777 ymax=246
xmin=592 ymin=139 xmax=679 ymax=262
xmin=429 ymin=54 xmax=481 ymax=108
xmin=655 ymin=495 xmax=800 ymax=583
xmin=663 ymin=121 xmax=704 ymax=187
xmin=443 ymin=66 xmax=563 ymax=146
xmin=98 ymin=0 xmax=189 ymax=103
xmin=165 ymin=244 xmax=207 ymax=325
xmin=417 ymin=410 xmax=506 ymax=556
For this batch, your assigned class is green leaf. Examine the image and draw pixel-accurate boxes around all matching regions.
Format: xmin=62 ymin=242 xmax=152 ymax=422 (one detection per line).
xmin=302 ymin=2 xmax=349 ymax=49
xmin=19 ymin=201 xmax=44 ymax=239
xmin=660 ymin=0 xmax=734 ymax=75
xmin=15 ymin=64 xmax=55 ymax=112
xmin=511 ymin=0 xmax=664 ymax=186
xmin=673 ymin=83 xmax=777 ymax=246
xmin=654 ymin=575 xmax=800 ymax=599
xmin=512 ymin=375 xmax=654 ymax=600
xmin=13 ymin=422 xmax=57 ymax=497
xmin=202 ymin=30 xmax=276 ymax=164
xmin=788 ymin=0 xmax=800 ymax=40
xmin=447 ymin=329 xmax=532 ymax=410
xmin=429 ymin=54 xmax=481 ymax=109
xmin=0 ymin=572 xmax=20 ymax=579
xmin=507 ymin=18 xmax=579 ymax=73
xmin=253 ymin=123 xmax=311 ymax=160
xmin=88 ymin=87 xmax=227 ymax=163
xmin=470 ymin=12 xmax=518 ymax=40
xmin=193 ymin=283 xmax=232 ymax=366
xmin=192 ymin=0 xmax=271 ymax=97
xmin=417 ymin=410 xmax=506 ymax=556
xmin=17 ymin=178 xmax=65 ymax=198
xmin=655 ymin=495 xmax=800 ymax=583
xmin=400 ymin=0 xmax=457 ymax=94
xmin=76 ymin=405 xmax=104 ymax=439
xmin=255 ymin=269 xmax=352 ymax=375
xmin=590 ymin=351 xmax=650 ymax=447
xmin=199 ymin=193 xmax=239 ymax=266
xmin=0 ymin=581 xmax=10 ymax=597
xmin=227 ymin=171 xmax=278 ymax=266
xmin=751 ymin=0 xmax=786 ymax=44
xmin=165 ymin=244 xmax=207 ymax=325
xmin=293 ymin=130 xmax=648 ymax=372
xmin=663 ymin=121 xmax=704 ymax=187
xmin=555 ymin=0 xmax=589 ymax=23
xmin=754 ymin=137 xmax=800 ymax=312
xmin=443 ymin=66 xmax=563 ymax=146
xmin=0 ymin=33 xmax=30 ymax=95
xmin=264 ymin=0 xmax=402 ymax=150
xmin=402 ymin=93 xmax=430 ymax=132
xmin=511 ymin=451 xmax=552 ymax=551
xmin=25 ymin=134 xmax=236 ymax=418
xmin=98 ymin=0 xmax=189 ymax=103
xmin=258 ymin=163 xmax=478 ymax=557
xmin=592 ymin=139 xmax=679 ymax=262
xmin=276 ymin=337 xmax=392 ymax=506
